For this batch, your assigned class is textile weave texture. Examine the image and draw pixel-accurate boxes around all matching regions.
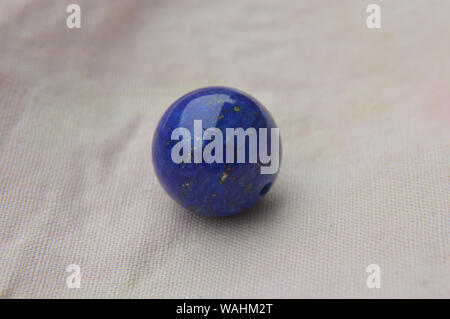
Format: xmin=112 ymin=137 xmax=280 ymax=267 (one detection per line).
xmin=0 ymin=0 xmax=449 ymax=298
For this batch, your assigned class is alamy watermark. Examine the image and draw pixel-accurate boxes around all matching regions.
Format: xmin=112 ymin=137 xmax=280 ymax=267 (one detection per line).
xmin=66 ymin=264 xmax=81 ymax=288
xmin=170 ymin=120 xmax=280 ymax=174
xmin=366 ymin=4 xmax=381 ymax=29
xmin=66 ymin=4 xmax=381 ymax=30
xmin=366 ymin=264 xmax=381 ymax=288
xmin=66 ymin=4 xmax=81 ymax=29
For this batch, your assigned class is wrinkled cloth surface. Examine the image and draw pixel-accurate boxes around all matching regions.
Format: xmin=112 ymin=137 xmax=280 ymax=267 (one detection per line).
xmin=0 ymin=0 xmax=449 ymax=298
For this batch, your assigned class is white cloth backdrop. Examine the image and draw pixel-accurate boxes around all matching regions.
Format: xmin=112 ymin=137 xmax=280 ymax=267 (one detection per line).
xmin=0 ymin=0 xmax=449 ymax=298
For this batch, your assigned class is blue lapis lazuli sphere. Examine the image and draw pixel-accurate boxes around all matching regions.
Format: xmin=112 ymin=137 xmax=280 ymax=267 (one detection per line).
xmin=152 ymin=87 xmax=281 ymax=217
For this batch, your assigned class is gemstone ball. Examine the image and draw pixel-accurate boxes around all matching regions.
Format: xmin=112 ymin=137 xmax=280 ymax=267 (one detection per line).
xmin=152 ymin=87 xmax=281 ymax=217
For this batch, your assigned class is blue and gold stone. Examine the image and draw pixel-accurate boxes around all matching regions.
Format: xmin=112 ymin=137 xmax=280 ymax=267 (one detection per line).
xmin=152 ymin=87 xmax=281 ymax=217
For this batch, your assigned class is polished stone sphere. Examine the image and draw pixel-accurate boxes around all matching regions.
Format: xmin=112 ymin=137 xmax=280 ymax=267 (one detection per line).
xmin=152 ymin=87 xmax=281 ymax=217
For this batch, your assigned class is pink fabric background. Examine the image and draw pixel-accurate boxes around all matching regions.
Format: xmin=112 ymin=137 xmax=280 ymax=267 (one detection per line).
xmin=0 ymin=0 xmax=449 ymax=298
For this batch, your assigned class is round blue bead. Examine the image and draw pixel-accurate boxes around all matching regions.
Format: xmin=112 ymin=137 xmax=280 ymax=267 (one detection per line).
xmin=152 ymin=87 xmax=281 ymax=217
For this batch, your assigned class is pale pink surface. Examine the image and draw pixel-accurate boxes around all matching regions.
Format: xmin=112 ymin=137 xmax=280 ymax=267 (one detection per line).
xmin=0 ymin=0 xmax=449 ymax=298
